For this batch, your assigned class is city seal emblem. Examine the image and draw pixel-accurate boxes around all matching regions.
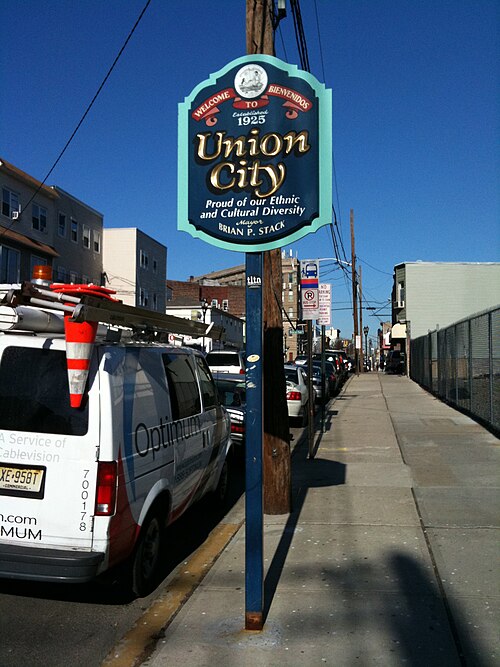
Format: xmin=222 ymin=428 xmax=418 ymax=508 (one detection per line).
xmin=234 ymin=64 xmax=268 ymax=99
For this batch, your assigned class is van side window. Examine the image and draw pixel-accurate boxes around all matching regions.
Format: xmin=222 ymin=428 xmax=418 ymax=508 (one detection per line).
xmin=195 ymin=356 xmax=219 ymax=409
xmin=0 ymin=347 xmax=88 ymax=435
xmin=162 ymin=353 xmax=201 ymax=420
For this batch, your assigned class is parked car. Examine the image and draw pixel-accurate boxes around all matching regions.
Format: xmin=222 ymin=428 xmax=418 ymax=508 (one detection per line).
xmin=385 ymin=350 xmax=405 ymax=374
xmin=206 ymin=349 xmax=245 ymax=374
xmin=213 ymin=373 xmax=246 ymax=448
xmin=315 ymin=352 xmax=347 ymax=384
xmin=312 ymin=360 xmax=338 ymax=396
xmin=294 ymin=355 xmax=307 ymax=366
xmin=309 ymin=364 xmax=330 ymax=403
xmin=284 ymin=364 xmax=309 ymax=425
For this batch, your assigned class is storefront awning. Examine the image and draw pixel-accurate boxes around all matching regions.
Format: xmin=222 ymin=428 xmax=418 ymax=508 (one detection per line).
xmin=391 ymin=322 xmax=407 ymax=338
xmin=0 ymin=225 xmax=59 ymax=258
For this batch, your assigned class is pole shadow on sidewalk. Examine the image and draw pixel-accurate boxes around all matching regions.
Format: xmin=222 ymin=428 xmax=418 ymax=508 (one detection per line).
xmin=263 ymin=414 xmax=346 ymax=621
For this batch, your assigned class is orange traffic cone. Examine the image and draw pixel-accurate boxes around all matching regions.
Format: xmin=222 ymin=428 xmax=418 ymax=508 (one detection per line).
xmin=49 ymin=283 xmax=118 ymax=409
xmin=64 ymin=315 xmax=98 ymax=408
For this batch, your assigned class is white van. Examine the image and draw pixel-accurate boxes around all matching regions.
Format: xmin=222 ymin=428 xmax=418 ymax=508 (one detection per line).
xmin=0 ymin=283 xmax=232 ymax=596
xmin=206 ymin=350 xmax=245 ymax=375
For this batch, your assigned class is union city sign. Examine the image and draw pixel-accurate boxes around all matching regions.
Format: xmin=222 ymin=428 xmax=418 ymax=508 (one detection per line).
xmin=178 ymin=54 xmax=332 ymax=252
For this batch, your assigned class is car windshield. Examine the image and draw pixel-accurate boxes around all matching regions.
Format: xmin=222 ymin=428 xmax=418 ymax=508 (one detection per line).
xmin=284 ymin=367 xmax=300 ymax=384
xmin=214 ymin=379 xmax=246 ymax=407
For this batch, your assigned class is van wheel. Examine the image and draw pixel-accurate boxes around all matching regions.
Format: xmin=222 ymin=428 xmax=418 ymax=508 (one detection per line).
xmin=213 ymin=458 xmax=230 ymax=506
xmin=132 ymin=512 xmax=163 ymax=597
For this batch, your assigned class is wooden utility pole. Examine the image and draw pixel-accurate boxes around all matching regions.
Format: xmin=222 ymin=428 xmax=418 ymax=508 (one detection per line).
xmin=358 ymin=263 xmax=363 ymax=372
xmin=246 ymin=0 xmax=291 ymax=514
xmin=350 ymin=209 xmax=359 ymax=374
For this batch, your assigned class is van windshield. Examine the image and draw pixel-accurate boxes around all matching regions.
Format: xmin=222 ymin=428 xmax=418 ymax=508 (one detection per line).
xmin=0 ymin=346 xmax=88 ymax=435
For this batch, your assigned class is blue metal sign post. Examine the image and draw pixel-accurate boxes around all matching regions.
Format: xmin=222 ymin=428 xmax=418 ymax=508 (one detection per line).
xmin=244 ymin=252 xmax=264 ymax=630
xmin=178 ymin=54 xmax=331 ymax=631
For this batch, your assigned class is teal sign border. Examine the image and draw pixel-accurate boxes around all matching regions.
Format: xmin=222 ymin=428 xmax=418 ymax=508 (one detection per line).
xmin=178 ymin=54 xmax=332 ymax=252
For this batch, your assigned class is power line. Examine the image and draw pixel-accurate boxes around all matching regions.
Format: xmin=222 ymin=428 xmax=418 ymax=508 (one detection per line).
xmin=0 ymin=0 xmax=152 ymax=241
xmin=356 ymin=256 xmax=393 ymax=276
xmin=290 ymin=0 xmax=310 ymax=72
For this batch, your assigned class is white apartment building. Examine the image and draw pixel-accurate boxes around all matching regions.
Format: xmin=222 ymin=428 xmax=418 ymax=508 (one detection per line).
xmin=103 ymin=227 xmax=167 ymax=311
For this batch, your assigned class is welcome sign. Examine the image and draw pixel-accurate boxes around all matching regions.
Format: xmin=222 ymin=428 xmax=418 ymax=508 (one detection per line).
xmin=178 ymin=55 xmax=332 ymax=252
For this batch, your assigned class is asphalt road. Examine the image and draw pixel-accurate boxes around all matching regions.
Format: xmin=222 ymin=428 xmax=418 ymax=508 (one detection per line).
xmin=0 ymin=423 xmax=304 ymax=667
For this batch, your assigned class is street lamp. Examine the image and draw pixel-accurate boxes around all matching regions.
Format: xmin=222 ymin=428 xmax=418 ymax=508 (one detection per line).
xmin=363 ymin=325 xmax=369 ymax=370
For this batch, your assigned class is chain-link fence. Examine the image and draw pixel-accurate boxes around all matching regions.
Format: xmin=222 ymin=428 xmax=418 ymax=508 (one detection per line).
xmin=410 ymin=306 xmax=499 ymax=433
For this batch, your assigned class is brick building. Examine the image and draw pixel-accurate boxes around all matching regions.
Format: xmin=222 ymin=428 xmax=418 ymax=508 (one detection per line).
xmin=171 ymin=250 xmax=301 ymax=360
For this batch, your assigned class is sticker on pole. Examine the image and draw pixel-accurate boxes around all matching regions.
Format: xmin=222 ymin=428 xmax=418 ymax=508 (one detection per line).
xmin=178 ymin=54 xmax=332 ymax=252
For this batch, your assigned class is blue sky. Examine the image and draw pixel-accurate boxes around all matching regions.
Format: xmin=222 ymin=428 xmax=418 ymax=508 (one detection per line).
xmin=1 ymin=0 xmax=498 ymax=338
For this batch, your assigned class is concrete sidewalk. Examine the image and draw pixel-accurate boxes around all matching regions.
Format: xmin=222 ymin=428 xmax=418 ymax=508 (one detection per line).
xmin=144 ymin=374 xmax=499 ymax=666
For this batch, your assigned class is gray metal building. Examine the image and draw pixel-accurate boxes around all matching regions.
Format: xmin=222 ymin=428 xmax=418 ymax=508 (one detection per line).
xmin=392 ymin=262 xmax=500 ymax=340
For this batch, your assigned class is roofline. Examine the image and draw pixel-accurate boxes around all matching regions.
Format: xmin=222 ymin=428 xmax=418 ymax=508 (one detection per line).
xmin=394 ymin=261 xmax=500 ymax=269
xmin=103 ymin=227 xmax=167 ymax=251
xmin=51 ymin=186 xmax=103 ymax=218
xmin=191 ymin=264 xmax=246 ymax=281
xmin=0 ymin=157 xmax=59 ymax=200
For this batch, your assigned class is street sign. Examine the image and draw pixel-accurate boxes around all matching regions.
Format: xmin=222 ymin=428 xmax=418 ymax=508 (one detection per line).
xmin=178 ymin=55 xmax=332 ymax=251
xmin=317 ymin=283 xmax=331 ymax=325
xmin=300 ymin=259 xmax=319 ymax=288
xmin=301 ymin=287 xmax=319 ymax=319
xmin=300 ymin=259 xmax=320 ymax=320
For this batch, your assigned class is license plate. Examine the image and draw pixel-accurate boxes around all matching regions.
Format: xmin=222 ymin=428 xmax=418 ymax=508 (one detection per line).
xmin=0 ymin=463 xmax=46 ymax=498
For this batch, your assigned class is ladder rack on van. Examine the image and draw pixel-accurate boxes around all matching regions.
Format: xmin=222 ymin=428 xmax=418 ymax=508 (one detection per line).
xmin=0 ymin=281 xmax=225 ymax=342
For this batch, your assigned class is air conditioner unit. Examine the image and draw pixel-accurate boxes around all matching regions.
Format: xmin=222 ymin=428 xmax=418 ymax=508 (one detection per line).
xmin=395 ymin=300 xmax=405 ymax=309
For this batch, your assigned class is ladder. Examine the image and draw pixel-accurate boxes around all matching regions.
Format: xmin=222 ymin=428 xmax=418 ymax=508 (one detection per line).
xmin=0 ymin=281 xmax=226 ymax=342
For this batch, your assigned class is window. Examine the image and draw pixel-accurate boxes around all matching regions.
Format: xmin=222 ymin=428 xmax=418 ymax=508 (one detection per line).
xmin=71 ymin=219 xmax=78 ymax=243
xmin=82 ymin=225 xmax=90 ymax=249
xmin=93 ymin=230 xmax=101 ymax=253
xmin=139 ymin=288 xmax=149 ymax=307
xmin=139 ymin=250 xmax=148 ymax=269
xmin=58 ymin=213 xmax=66 ymax=237
xmin=0 ymin=347 xmax=88 ymax=435
xmin=222 ymin=299 xmax=229 ymax=311
xmin=211 ymin=298 xmax=218 ymax=307
xmin=195 ymin=356 xmax=218 ymax=409
xmin=162 ymin=353 xmax=201 ymax=420
xmin=0 ymin=245 xmax=20 ymax=282
xmin=69 ymin=271 xmax=78 ymax=283
xmin=153 ymin=293 xmax=158 ymax=310
xmin=153 ymin=259 xmax=157 ymax=273
xmin=56 ymin=266 xmax=68 ymax=282
xmin=82 ymin=275 xmax=90 ymax=284
xmin=288 ymin=290 xmax=294 ymax=302
xmin=32 ymin=204 xmax=47 ymax=232
xmin=2 ymin=188 xmax=20 ymax=219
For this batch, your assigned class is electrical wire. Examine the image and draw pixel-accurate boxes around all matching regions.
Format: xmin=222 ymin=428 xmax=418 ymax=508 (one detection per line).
xmin=289 ymin=0 xmax=311 ymax=72
xmin=356 ymin=255 xmax=393 ymax=276
xmin=0 ymin=0 xmax=152 ymax=241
